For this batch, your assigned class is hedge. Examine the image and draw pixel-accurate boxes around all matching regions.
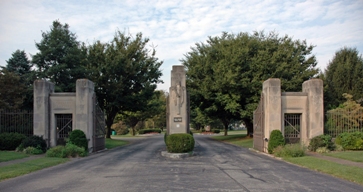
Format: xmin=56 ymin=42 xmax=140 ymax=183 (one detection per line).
xmin=165 ymin=133 xmax=195 ymax=153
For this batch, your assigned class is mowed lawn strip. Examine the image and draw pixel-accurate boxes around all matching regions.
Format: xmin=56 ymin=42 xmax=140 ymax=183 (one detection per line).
xmin=0 ymin=157 xmax=69 ymax=181
xmin=212 ymin=133 xmax=253 ymax=148
xmin=0 ymin=151 xmax=29 ymax=162
xmin=284 ymin=156 xmax=363 ymax=185
xmin=105 ymin=138 xmax=129 ymax=149
xmin=324 ymin=151 xmax=363 ymax=163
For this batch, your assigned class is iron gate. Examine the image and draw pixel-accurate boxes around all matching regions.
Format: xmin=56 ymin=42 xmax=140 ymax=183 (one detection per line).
xmin=253 ymin=94 xmax=265 ymax=152
xmin=93 ymin=95 xmax=105 ymax=152
xmin=284 ymin=113 xmax=301 ymax=144
xmin=56 ymin=114 xmax=72 ymax=145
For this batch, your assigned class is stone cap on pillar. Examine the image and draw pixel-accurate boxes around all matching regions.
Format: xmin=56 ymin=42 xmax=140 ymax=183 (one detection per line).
xmin=263 ymin=78 xmax=281 ymax=88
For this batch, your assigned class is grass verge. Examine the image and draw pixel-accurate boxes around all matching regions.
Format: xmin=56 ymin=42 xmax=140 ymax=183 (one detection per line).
xmin=0 ymin=157 xmax=68 ymax=181
xmin=212 ymin=134 xmax=253 ymax=148
xmin=0 ymin=151 xmax=29 ymax=162
xmin=105 ymin=138 xmax=129 ymax=149
xmin=324 ymin=151 xmax=363 ymax=163
xmin=284 ymin=156 xmax=363 ymax=185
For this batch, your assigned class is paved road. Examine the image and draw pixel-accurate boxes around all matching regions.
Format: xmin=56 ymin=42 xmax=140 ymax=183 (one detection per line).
xmin=1 ymin=135 xmax=362 ymax=192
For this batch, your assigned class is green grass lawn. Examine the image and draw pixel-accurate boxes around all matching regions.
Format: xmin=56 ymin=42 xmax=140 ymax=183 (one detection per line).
xmin=105 ymin=138 xmax=129 ymax=149
xmin=0 ymin=151 xmax=29 ymax=162
xmin=324 ymin=151 xmax=363 ymax=162
xmin=212 ymin=133 xmax=253 ymax=148
xmin=284 ymin=156 xmax=363 ymax=185
xmin=0 ymin=157 xmax=68 ymax=181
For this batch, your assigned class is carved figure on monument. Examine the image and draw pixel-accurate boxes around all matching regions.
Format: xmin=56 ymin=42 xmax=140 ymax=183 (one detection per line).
xmin=170 ymin=75 xmax=185 ymax=115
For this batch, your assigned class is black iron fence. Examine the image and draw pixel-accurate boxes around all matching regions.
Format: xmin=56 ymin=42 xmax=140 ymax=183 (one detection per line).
xmin=0 ymin=109 xmax=33 ymax=136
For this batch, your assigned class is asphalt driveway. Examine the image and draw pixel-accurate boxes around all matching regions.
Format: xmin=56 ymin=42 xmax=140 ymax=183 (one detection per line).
xmin=0 ymin=134 xmax=362 ymax=192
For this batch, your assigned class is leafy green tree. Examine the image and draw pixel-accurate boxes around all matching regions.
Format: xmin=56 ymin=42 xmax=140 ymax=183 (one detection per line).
xmin=146 ymin=90 xmax=167 ymax=130
xmin=32 ymin=20 xmax=86 ymax=92
xmin=0 ymin=69 xmax=26 ymax=109
xmin=5 ymin=50 xmax=35 ymax=110
xmin=324 ymin=47 xmax=363 ymax=109
xmin=182 ymin=31 xmax=318 ymax=136
xmin=85 ymin=31 xmax=163 ymax=138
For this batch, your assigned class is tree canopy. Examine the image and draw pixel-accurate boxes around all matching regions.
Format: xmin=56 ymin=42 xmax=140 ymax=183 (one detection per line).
xmin=32 ymin=20 xmax=86 ymax=92
xmin=324 ymin=47 xmax=363 ymax=109
xmin=85 ymin=31 xmax=163 ymax=138
xmin=0 ymin=69 xmax=26 ymax=110
xmin=182 ymin=31 xmax=319 ymax=136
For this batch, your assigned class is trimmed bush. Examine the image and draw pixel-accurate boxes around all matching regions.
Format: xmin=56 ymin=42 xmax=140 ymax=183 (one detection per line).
xmin=69 ymin=130 xmax=88 ymax=151
xmin=0 ymin=132 xmax=27 ymax=150
xmin=23 ymin=146 xmax=44 ymax=155
xmin=308 ymin=135 xmax=335 ymax=152
xmin=138 ymin=129 xmax=162 ymax=134
xmin=166 ymin=133 xmax=195 ymax=153
xmin=274 ymin=144 xmax=305 ymax=157
xmin=18 ymin=135 xmax=47 ymax=152
xmin=212 ymin=129 xmax=220 ymax=134
xmin=46 ymin=143 xmax=87 ymax=158
xmin=268 ymin=130 xmax=285 ymax=154
xmin=335 ymin=132 xmax=363 ymax=150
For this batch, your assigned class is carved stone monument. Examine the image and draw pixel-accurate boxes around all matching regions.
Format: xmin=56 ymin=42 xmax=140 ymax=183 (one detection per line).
xmin=167 ymin=65 xmax=189 ymax=134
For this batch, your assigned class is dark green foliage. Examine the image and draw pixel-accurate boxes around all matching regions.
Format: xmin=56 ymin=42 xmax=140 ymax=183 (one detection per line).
xmin=189 ymin=131 xmax=193 ymax=136
xmin=308 ymin=135 xmax=335 ymax=152
xmin=138 ymin=129 xmax=162 ymax=134
xmin=32 ymin=20 xmax=86 ymax=92
xmin=164 ymin=132 xmax=168 ymax=144
xmin=0 ymin=132 xmax=26 ymax=150
xmin=19 ymin=135 xmax=47 ymax=152
xmin=165 ymin=133 xmax=195 ymax=153
xmin=85 ymin=31 xmax=163 ymax=138
xmin=23 ymin=147 xmax=44 ymax=155
xmin=324 ymin=47 xmax=363 ymax=109
xmin=182 ymin=31 xmax=318 ymax=136
xmin=335 ymin=132 xmax=363 ymax=150
xmin=46 ymin=143 xmax=87 ymax=158
xmin=268 ymin=130 xmax=285 ymax=154
xmin=212 ymin=129 xmax=220 ymax=134
xmin=69 ymin=130 xmax=88 ymax=151
xmin=0 ymin=70 xmax=26 ymax=109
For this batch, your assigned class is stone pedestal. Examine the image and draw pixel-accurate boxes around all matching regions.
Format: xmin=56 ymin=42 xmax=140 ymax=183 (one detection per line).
xmin=167 ymin=65 xmax=189 ymax=134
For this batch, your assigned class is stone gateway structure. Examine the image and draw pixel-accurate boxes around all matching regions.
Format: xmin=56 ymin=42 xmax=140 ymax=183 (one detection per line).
xmin=253 ymin=78 xmax=324 ymax=153
xmin=167 ymin=65 xmax=190 ymax=134
xmin=33 ymin=79 xmax=105 ymax=152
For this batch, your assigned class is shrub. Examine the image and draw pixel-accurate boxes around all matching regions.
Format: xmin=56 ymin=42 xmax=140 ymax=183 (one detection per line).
xmin=138 ymin=129 xmax=162 ymax=134
xmin=164 ymin=132 xmax=168 ymax=144
xmin=23 ymin=146 xmax=44 ymax=155
xmin=335 ymin=132 xmax=363 ymax=150
xmin=189 ymin=131 xmax=193 ymax=136
xmin=46 ymin=143 xmax=87 ymax=158
xmin=274 ymin=144 xmax=305 ymax=157
xmin=268 ymin=130 xmax=285 ymax=154
xmin=0 ymin=132 xmax=27 ymax=150
xmin=166 ymin=133 xmax=195 ymax=153
xmin=69 ymin=130 xmax=88 ymax=151
xmin=316 ymin=147 xmax=330 ymax=153
xmin=19 ymin=135 xmax=47 ymax=152
xmin=308 ymin=135 xmax=334 ymax=152
xmin=212 ymin=129 xmax=220 ymax=134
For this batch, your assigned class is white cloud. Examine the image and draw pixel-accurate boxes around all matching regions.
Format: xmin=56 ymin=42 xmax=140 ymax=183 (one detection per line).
xmin=1 ymin=0 xmax=362 ymax=90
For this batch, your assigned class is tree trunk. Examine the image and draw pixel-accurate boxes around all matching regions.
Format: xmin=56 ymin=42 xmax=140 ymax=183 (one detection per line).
xmin=221 ymin=119 xmax=229 ymax=136
xmin=105 ymin=116 xmax=113 ymax=139
xmin=243 ymin=118 xmax=253 ymax=137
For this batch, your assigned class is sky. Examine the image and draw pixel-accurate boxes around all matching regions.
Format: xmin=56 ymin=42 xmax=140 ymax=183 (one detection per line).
xmin=1 ymin=0 xmax=362 ymax=92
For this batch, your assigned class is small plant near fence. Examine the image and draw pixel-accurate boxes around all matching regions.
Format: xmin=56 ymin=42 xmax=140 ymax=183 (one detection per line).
xmin=335 ymin=131 xmax=363 ymax=150
xmin=308 ymin=135 xmax=335 ymax=152
xmin=0 ymin=132 xmax=26 ymax=150
xmin=268 ymin=130 xmax=285 ymax=154
xmin=274 ymin=144 xmax=305 ymax=158
xmin=16 ymin=135 xmax=47 ymax=154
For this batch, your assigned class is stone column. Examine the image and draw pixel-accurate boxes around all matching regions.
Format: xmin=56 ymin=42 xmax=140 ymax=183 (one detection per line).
xmin=75 ymin=79 xmax=94 ymax=152
xmin=33 ymin=80 xmax=54 ymax=147
xmin=302 ymin=79 xmax=324 ymax=144
xmin=263 ymin=78 xmax=282 ymax=152
xmin=168 ymin=65 xmax=189 ymax=134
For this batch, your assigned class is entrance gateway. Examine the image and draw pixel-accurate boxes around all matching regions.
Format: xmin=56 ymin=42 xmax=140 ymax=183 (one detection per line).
xmin=253 ymin=78 xmax=324 ymax=153
xmin=33 ymin=79 xmax=105 ymax=152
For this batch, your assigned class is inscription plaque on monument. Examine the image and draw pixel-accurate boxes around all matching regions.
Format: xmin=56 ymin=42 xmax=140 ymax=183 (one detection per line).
xmin=174 ymin=117 xmax=182 ymax=122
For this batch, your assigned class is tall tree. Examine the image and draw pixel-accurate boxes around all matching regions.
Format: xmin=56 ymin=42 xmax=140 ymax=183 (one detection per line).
xmin=0 ymin=69 xmax=26 ymax=110
xmin=32 ymin=20 xmax=86 ymax=92
xmin=324 ymin=47 xmax=363 ymax=109
xmin=85 ymin=31 xmax=163 ymax=138
xmin=182 ymin=31 xmax=319 ymax=136
xmin=5 ymin=50 xmax=35 ymax=110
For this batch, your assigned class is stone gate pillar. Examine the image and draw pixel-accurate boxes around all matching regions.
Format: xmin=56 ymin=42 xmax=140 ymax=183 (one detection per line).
xmin=303 ymin=79 xmax=324 ymax=144
xmin=75 ymin=79 xmax=94 ymax=152
xmin=168 ymin=65 xmax=189 ymax=134
xmin=263 ymin=78 xmax=282 ymax=151
xmin=33 ymin=80 xmax=54 ymax=147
